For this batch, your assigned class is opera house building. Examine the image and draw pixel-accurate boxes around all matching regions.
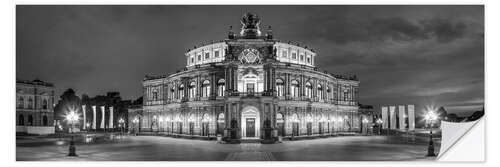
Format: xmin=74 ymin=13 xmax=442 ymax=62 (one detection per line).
xmin=131 ymin=13 xmax=361 ymax=142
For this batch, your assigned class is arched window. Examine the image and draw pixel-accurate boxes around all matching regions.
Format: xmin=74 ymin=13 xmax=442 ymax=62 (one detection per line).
xmin=202 ymin=80 xmax=210 ymax=98
xmin=276 ymin=79 xmax=284 ymax=97
xmin=326 ymin=86 xmax=331 ymax=100
xmin=179 ymin=84 xmax=185 ymax=99
xmin=317 ymin=84 xmax=323 ymax=100
xmin=152 ymin=91 xmax=158 ymax=101
xmin=28 ymin=115 xmax=33 ymax=126
xmin=42 ymin=99 xmax=48 ymax=109
xmin=18 ymin=114 xmax=24 ymax=126
xmin=18 ymin=97 xmax=24 ymax=108
xmin=217 ymin=113 xmax=225 ymax=123
xmin=170 ymin=86 xmax=175 ymax=100
xmin=189 ymin=81 xmax=196 ymax=99
xmin=291 ymin=113 xmax=299 ymax=123
xmin=290 ymin=80 xmax=299 ymax=98
xmin=276 ymin=113 xmax=284 ymax=123
xmin=305 ymin=82 xmax=312 ymax=98
xmin=306 ymin=114 xmax=313 ymax=122
xmin=217 ymin=79 xmax=225 ymax=97
xmin=343 ymin=88 xmax=349 ymax=101
xmin=42 ymin=115 xmax=48 ymax=126
xmin=28 ymin=97 xmax=33 ymax=109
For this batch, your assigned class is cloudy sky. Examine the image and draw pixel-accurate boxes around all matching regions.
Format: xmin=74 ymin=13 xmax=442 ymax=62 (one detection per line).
xmin=17 ymin=5 xmax=484 ymax=116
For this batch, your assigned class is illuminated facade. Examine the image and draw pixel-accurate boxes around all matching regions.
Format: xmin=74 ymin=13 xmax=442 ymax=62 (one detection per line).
xmin=16 ymin=79 xmax=56 ymax=135
xmin=134 ymin=13 xmax=360 ymax=141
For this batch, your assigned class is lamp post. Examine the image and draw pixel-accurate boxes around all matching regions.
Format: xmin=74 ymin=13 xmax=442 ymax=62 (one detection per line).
xmin=376 ymin=118 xmax=383 ymax=135
xmin=425 ymin=110 xmax=438 ymax=157
xmin=85 ymin=122 xmax=90 ymax=133
xmin=65 ymin=111 xmax=79 ymax=157
xmin=132 ymin=117 xmax=139 ymax=136
xmin=118 ymin=118 xmax=125 ymax=136
xmin=362 ymin=118 xmax=369 ymax=135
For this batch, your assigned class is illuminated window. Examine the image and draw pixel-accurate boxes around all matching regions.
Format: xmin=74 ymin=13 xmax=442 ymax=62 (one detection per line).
xmin=202 ymin=80 xmax=211 ymax=97
xmin=305 ymin=82 xmax=312 ymax=98
xmin=18 ymin=97 xmax=24 ymax=108
xmin=152 ymin=91 xmax=158 ymax=101
xmin=282 ymin=50 xmax=288 ymax=58
xmin=214 ymin=50 xmax=219 ymax=58
xmin=317 ymin=84 xmax=323 ymax=100
xmin=28 ymin=97 xmax=33 ymax=109
xmin=276 ymin=79 xmax=284 ymax=96
xmin=291 ymin=80 xmax=299 ymax=98
xmin=217 ymin=79 xmax=226 ymax=96
xmin=179 ymin=84 xmax=185 ymax=99
xmin=189 ymin=82 xmax=196 ymax=99
xmin=170 ymin=87 xmax=175 ymax=100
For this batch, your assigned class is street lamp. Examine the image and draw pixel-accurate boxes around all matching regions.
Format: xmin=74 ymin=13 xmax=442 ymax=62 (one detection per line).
xmin=362 ymin=118 xmax=369 ymax=135
xmin=118 ymin=118 xmax=125 ymax=136
xmin=65 ymin=111 xmax=79 ymax=157
xmin=424 ymin=110 xmax=438 ymax=157
xmin=85 ymin=122 xmax=90 ymax=133
xmin=132 ymin=117 xmax=139 ymax=136
xmin=376 ymin=118 xmax=383 ymax=135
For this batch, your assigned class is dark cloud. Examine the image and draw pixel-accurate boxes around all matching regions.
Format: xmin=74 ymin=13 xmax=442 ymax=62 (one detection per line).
xmin=16 ymin=5 xmax=484 ymax=115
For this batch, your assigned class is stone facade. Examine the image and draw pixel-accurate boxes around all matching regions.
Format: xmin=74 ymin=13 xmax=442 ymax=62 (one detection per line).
xmin=131 ymin=13 xmax=360 ymax=141
xmin=16 ymin=79 xmax=55 ymax=134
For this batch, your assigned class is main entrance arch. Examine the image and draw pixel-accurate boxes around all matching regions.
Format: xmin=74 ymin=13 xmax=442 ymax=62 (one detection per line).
xmin=241 ymin=106 xmax=260 ymax=139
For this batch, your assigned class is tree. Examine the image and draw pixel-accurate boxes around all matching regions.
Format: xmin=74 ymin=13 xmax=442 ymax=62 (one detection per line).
xmin=54 ymin=88 xmax=82 ymax=131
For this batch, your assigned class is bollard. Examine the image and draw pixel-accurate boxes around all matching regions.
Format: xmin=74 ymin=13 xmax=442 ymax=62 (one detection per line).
xmin=67 ymin=136 xmax=77 ymax=156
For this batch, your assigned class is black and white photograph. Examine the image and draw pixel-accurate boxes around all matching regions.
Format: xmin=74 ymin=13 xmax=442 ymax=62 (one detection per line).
xmin=12 ymin=4 xmax=486 ymax=162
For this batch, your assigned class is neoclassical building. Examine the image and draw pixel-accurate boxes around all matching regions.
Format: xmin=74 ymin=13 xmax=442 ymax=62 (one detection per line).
xmin=133 ymin=13 xmax=360 ymax=141
xmin=16 ymin=79 xmax=56 ymax=135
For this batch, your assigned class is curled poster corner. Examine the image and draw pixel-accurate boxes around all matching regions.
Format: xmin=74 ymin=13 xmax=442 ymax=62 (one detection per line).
xmin=437 ymin=118 xmax=485 ymax=161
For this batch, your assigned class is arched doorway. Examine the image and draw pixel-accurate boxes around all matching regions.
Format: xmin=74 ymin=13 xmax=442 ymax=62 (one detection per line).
xmin=42 ymin=115 xmax=48 ymax=126
xmin=18 ymin=114 xmax=24 ymax=126
xmin=241 ymin=106 xmax=260 ymax=139
xmin=276 ymin=112 xmax=285 ymax=136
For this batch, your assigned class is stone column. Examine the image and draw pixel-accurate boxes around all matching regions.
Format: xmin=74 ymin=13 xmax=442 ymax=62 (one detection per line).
xmin=109 ymin=106 xmax=114 ymax=129
xmin=408 ymin=105 xmax=415 ymax=131
xmin=92 ymin=106 xmax=97 ymax=129
xmin=381 ymin=106 xmax=388 ymax=129
xmin=82 ymin=105 xmax=86 ymax=130
xmin=398 ymin=105 xmax=405 ymax=130
xmin=389 ymin=106 xmax=396 ymax=130
xmin=100 ymin=106 xmax=105 ymax=129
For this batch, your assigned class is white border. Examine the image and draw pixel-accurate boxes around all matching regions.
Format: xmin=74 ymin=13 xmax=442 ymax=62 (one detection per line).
xmin=3 ymin=0 xmax=495 ymax=167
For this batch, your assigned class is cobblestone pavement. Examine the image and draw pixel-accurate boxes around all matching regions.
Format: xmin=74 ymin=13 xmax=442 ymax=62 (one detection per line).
xmin=16 ymin=135 xmax=439 ymax=161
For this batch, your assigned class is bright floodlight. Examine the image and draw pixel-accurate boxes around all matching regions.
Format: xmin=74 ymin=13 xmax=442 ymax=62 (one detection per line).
xmin=65 ymin=111 xmax=79 ymax=122
xmin=362 ymin=118 xmax=369 ymax=123
xmin=376 ymin=118 xmax=383 ymax=124
xmin=424 ymin=111 xmax=438 ymax=121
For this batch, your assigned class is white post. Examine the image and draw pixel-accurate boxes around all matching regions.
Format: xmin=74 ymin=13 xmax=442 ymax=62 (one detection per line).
xmin=398 ymin=105 xmax=406 ymax=130
xmin=381 ymin=106 xmax=388 ymax=129
xmin=408 ymin=105 xmax=415 ymax=131
xmin=101 ymin=106 xmax=105 ymax=129
xmin=82 ymin=105 xmax=86 ymax=130
xmin=109 ymin=107 xmax=114 ymax=129
xmin=389 ymin=106 xmax=396 ymax=130
xmin=92 ymin=106 xmax=97 ymax=129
